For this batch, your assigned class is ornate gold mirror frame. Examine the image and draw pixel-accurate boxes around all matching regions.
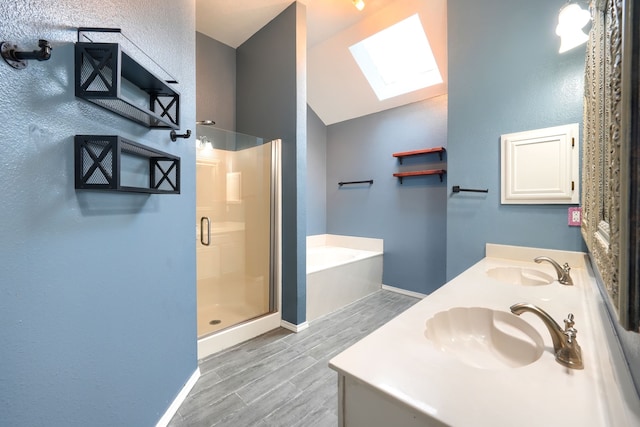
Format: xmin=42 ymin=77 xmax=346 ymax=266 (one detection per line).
xmin=582 ymin=0 xmax=639 ymax=331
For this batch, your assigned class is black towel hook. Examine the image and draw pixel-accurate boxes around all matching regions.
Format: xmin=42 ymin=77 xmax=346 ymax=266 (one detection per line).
xmin=1 ymin=39 xmax=52 ymax=69
xmin=170 ymin=129 xmax=191 ymax=142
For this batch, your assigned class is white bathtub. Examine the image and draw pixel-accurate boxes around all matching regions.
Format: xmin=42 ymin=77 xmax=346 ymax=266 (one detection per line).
xmin=306 ymin=235 xmax=383 ymax=322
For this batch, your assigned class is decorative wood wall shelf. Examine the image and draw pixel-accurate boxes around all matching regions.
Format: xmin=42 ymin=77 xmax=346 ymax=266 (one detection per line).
xmin=75 ymin=42 xmax=180 ymax=129
xmin=393 ymin=169 xmax=446 ymax=184
xmin=393 ymin=147 xmax=445 ymax=163
xmin=74 ymin=135 xmax=180 ymax=194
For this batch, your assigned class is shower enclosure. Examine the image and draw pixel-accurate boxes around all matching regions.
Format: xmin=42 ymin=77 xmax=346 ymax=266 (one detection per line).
xmin=196 ymin=124 xmax=280 ymax=357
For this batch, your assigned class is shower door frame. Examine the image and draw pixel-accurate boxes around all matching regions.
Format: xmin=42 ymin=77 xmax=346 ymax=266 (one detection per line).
xmin=197 ymin=138 xmax=282 ymax=360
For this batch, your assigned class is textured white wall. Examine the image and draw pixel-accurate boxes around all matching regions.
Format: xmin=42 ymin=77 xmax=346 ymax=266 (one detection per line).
xmin=0 ymin=1 xmax=196 ymax=426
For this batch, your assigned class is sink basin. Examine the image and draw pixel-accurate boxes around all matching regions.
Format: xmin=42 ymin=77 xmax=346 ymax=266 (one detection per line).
xmin=425 ymin=307 xmax=544 ymax=369
xmin=486 ymin=267 xmax=554 ymax=286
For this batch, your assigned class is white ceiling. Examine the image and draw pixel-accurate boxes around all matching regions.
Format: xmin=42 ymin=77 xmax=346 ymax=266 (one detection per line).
xmin=196 ymin=0 xmax=447 ymax=125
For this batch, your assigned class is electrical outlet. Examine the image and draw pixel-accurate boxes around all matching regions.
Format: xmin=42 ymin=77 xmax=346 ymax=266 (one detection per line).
xmin=568 ymin=207 xmax=582 ymax=226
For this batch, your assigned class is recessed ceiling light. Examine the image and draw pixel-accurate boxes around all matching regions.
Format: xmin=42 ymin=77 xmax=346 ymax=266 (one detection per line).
xmin=353 ymin=0 xmax=365 ymax=11
xmin=349 ymin=14 xmax=442 ymax=100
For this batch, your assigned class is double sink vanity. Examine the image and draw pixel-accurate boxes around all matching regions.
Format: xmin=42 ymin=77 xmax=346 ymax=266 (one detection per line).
xmin=329 ymin=244 xmax=640 ymax=426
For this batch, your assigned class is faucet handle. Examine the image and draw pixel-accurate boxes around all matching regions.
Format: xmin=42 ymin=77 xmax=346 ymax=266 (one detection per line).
xmin=560 ymin=263 xmax=574 ymax=286
xmin=558 ymin=314 xmax=584 ymax=369
xmin=564 ymin=313 xmax=575 ymax=328
xmin=563 ymin=313 xmax=578 ymax=343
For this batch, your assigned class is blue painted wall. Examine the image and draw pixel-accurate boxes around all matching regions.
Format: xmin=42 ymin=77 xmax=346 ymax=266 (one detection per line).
xmin=196 ymin=32 xmax=236 ymax=131
xmin=326 ymin=97 xmax=448 ymax=294
xmin=307 ymin=106 xmax=327 ymax=235
xmin=446 ymin=0 xmax=587 ymax=280
xmin=0 ymin=1 xmax=196 ymax=426
xmin=236 ymin=2 xmax=308 ymax=324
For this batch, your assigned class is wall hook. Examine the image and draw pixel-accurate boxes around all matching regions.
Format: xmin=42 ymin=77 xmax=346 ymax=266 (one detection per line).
xmin=170 ymin=129 xmax=191 ymax=142
xmin=1 ymin=39 xmax=52 ymax=69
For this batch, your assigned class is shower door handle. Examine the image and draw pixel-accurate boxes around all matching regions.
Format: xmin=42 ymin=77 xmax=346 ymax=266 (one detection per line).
xmin=200 ymin=216 xmax=211 ymax=246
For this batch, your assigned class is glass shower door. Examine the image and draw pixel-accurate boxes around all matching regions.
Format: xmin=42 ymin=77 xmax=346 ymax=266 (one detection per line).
xmin=195 ymin=126 xmax=275 ymax=338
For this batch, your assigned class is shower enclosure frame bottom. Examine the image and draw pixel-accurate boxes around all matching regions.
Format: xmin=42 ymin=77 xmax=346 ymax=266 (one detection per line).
xmin=197 ymin=312 xmax=281 ymax=359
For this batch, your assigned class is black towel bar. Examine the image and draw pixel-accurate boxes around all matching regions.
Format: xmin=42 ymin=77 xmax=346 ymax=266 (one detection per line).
xmin=452 ymin=185 xmax=488 ymax=193
xmin=339 ymin=180 xmax=373 ymax=187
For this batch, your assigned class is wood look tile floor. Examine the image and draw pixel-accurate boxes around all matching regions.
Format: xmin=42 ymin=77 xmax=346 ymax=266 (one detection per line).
xmin=168 ymin=290 xmax=420 ymax=427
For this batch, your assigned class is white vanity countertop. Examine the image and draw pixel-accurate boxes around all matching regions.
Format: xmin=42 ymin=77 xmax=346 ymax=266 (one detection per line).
xmin=329 ymin=244 xmax=640 ymax=426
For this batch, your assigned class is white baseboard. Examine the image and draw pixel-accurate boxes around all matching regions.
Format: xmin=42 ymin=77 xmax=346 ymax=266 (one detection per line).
xmin=281 ymin=319 xmax=309 ymax=333
xmin=156 ymin=367 xmax=200 ymax=427
xmin=382 ymin=284 xmax=427 ymax=299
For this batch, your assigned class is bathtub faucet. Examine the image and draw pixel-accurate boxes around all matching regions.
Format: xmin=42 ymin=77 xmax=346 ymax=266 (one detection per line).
xmin=510 ymin=302 xmax=583 ymax=370
xmin=534 ymin=256 xmax=573 ymax=286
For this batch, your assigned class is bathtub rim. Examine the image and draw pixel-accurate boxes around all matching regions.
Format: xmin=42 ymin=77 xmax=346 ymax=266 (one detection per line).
xmin=306 ymin=245 xmax=383 ymax=275
xmin=307 ymin=234 xmax=383 ymax=252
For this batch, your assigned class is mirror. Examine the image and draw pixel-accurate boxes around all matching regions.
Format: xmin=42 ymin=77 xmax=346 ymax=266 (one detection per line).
xmin=582 ymin=0 xmax=639 ymax=331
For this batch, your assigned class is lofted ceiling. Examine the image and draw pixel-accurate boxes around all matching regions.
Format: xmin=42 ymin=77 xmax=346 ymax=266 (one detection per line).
xmin=196 ymin=0 xmax=447 ymax=125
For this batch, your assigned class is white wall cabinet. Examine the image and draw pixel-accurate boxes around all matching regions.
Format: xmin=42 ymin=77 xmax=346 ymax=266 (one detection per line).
xmin=500 ymin=123 xmax=580 ymax=204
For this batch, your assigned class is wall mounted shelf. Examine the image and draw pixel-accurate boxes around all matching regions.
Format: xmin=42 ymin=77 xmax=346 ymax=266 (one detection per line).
xmin=74 ymin=135 xmax=180 ymax=194
xmin=75 ymin=42 xmax=180 ymax=129
xmin=393 ymin=169 xmax=446 ymax=184
xmin=392 ymin=146 xmax=446 ymax=184
xmin=393 ymin=146 xmax=445 ymax=163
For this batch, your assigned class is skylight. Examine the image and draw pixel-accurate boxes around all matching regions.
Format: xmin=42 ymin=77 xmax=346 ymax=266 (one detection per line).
xmin=349 ymin=14 xmax=442 ymax=101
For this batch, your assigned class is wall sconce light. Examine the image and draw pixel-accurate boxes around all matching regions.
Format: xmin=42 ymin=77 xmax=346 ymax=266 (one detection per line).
xmin=196 ymin=136 xmax=213 ymax=151
xmin=353 ymin=0 xmax=365 ymax=11
xmin=556 ymin=2 xmax=591 ymax=53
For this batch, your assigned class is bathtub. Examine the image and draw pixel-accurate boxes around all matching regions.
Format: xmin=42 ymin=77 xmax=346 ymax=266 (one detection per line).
xmin=306 ymin=234 xmax=383 ymax=322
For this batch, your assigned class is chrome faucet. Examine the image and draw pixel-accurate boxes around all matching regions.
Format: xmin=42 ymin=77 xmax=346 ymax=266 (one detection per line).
xmin=510 ymin=302 xmax=583 ymax=369
xmin=534 ymin=256 xmax=573 ymax=285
